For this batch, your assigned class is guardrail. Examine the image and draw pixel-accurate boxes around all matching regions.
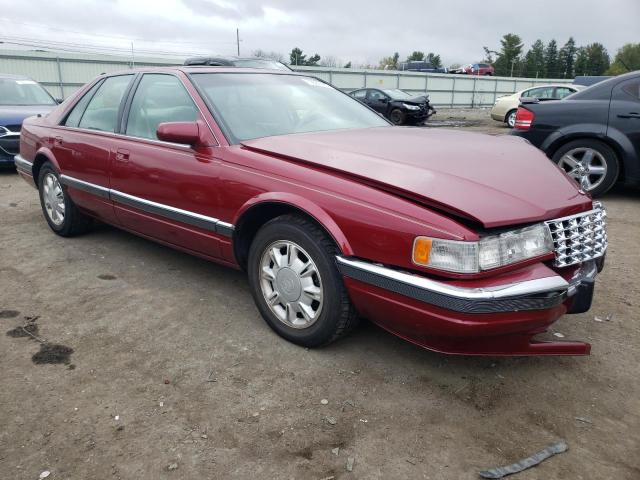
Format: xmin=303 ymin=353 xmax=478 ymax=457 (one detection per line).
xmin=0 ymin=50 xmax=572 ymax=107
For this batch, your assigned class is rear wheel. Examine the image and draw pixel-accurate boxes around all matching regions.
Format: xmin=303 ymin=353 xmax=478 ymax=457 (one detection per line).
xmin=38 ymin=163 xmax=92 ymax=236
xmin=552 ymin=139 xmax=619 ymax=196
xmin=389 ymin=108 xmax=406 ymax=125
xmin=505 ymin=109 xmax=517 ymax=128
xmin=247 ymin=214 xmax=358 ymax=347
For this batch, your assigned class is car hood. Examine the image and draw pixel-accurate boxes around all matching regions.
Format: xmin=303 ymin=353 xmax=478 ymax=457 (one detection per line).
xmin=0 ymin=105 xmax=55 ymax=127
xmin=241 ymin=127 xmax=591 ymax=228
xmin=392 ymin=95 xmax=426 ymax=104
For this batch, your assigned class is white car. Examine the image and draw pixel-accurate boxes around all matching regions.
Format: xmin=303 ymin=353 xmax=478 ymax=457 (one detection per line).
xmin=491 ymin=84 xmax=585 ymax=128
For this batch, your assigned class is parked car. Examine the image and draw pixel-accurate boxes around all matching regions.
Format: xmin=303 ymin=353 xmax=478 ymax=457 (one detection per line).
xmin=449 ymin=64 xmax=469 ymax=74
xmin=184 ymin=55 xmax=292 ymax=71
xmin=491 ymin=84 xmax=585 ymax=128
xmin=15 ymin=67 xmax=607 ymax=356
xmin=0 ymin=74 xmax=58 ymax=168
xmin=464 ymin=63 xmax=494 ymax=76
xmin=349 ymin=88 xmax=436 ymax=125
xmin=399 ymin=61 xmax=447 ymax=74
xmin=512 ymin=71 xmax=640 ymax=196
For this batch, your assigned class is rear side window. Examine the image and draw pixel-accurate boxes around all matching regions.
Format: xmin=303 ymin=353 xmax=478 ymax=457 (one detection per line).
xmin=125 ymin=74 xmax=198 ymax=140
xmin=555 ymin=87 xmax=576 ymax=99
xmin=621 ymin=81 xmax=640 ymax=101
xmin=352 ymin=90 xmax=367 ymax=99
xmin=78 ymin=75 xmax=133 ymax=132
xmin=64 ymin=80 xmax=103 ymax=128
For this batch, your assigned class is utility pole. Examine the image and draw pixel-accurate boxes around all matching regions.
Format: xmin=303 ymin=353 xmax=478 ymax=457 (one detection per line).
xmin=130 ymin=41 xmax=135 ymax=68
xmin=236 ymin=28 xmax=240 ymax=56
xmin=510 ymin=58 xmax=516 ymax=77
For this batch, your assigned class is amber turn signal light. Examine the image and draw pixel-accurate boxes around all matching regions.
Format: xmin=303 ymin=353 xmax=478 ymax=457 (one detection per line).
xmin=413 ymin=237 xmax=432 ymax=265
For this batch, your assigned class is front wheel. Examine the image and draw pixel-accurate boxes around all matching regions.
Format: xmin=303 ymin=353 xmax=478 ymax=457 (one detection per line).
xmin=38 ymin=162 xmax=92 ymax=236
xmin=552 ymin=139 xmax=619 ymax=196
xmin=389 ymin=108 xmax=406 ymax=125
xmin=247 ymin=214 xmax=358 ymax=347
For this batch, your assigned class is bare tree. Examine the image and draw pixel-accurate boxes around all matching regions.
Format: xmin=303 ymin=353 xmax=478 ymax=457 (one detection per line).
xmin=252 ymin=49 xmax=285 ymax=62
xmin=320 ymin=55 xmax=339 ymax=67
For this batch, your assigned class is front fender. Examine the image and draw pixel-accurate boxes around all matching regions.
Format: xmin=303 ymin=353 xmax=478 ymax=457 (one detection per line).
xmin=233 ymin=192 xmax=354 ymax=256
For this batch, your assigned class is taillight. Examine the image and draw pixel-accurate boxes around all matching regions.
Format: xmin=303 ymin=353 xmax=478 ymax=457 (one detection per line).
xmin=514 ymin=107 xmax=535 ymax=130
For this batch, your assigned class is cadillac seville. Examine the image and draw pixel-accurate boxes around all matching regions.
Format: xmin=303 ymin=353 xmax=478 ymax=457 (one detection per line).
xmin=15 ymin=67 xmax=607 ymax=356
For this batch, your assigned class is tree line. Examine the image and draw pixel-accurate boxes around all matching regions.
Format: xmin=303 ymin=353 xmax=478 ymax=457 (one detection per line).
xmin=252 ymin=39 xmax=640 ymax=78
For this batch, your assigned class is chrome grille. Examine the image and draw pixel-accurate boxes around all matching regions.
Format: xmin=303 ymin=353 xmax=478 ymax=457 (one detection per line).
xmin=545 ymin=203 xmax=607 ymax=268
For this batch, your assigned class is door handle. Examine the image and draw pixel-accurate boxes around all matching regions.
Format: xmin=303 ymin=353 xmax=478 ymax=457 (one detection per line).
xmin=115 ymin=148 xmax=130 ymax=163
xmin=617 ymin=112 xmax=640 ymax=118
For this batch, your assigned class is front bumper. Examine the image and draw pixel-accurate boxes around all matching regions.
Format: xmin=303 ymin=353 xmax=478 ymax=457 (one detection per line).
xmin=337 ymin=256 xmax=601 ymax=356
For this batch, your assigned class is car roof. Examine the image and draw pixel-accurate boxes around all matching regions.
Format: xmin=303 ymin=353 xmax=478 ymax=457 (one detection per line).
xmin=97 ymin=66 xmax=305 ymax=77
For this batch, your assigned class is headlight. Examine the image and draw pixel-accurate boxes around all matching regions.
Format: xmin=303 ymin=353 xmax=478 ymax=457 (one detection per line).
xmin=413 ymin=224 xmax=553 ymax=273
xmin=403 ymin=103 xmax=420 ymax=110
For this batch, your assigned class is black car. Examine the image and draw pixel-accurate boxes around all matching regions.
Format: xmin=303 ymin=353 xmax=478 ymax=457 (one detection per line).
xmin=184 ymin=56 xmax=292 ymax=71
xmin=398 ymin=61 xmax=447 ymax=74
xmin=512 ymin=71 xmax=640 ymax=196
xmin=349 ymin=88 xmax=436 ymax=125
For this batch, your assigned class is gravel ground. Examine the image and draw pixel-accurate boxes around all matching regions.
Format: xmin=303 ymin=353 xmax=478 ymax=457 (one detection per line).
xmin=1 ymin=114 xmax=639 ymax=479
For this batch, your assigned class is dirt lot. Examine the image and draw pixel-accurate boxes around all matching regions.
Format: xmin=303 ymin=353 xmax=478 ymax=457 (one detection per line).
xmin=1 ymin=113 xmax=639 ymax=480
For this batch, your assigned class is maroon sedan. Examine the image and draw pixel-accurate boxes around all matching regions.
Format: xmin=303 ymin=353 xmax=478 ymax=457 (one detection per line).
xmin=15 ymin=67 xmax=607 ymax=356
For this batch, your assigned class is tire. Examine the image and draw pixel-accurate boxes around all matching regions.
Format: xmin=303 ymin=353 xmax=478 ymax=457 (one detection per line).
xmin=38 ymin=162 xmax=92 ymax=236
xmin=389 ymin=108 xmax=406 ymax=125
xmin=505 ymin=109 xmax=517 ymax=128
xmin=247 ymin=214 xmax=359 ymax=348
xmin=551 ymin=139 xmax=619 ymax=197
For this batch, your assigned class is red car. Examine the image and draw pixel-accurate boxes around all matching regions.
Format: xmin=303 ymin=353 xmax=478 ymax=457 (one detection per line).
xmin=464 ymin=63 xmax=495 ymax=76
xmin=15 ymin=67 xmax=607 ymax=356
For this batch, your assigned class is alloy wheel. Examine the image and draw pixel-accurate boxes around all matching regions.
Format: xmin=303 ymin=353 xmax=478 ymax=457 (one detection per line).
xmin=42 ymin=173 xmax=65 ymax=226
xmin=507 ymin=111 xmax=516 ymax=128
xmin=259 ymin=240 xmax=323 ymax=329
xmin=557 ymin=147 xmax=607 ymax=192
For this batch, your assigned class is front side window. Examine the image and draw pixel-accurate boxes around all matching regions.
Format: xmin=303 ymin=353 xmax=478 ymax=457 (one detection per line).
xmin=368 ymin=90 xmax=388 ymax=102
xmin=191 ymin=73 xmax=389 ymax=143
xmin=126 ymin=74 xmax=198 ymax=140
xmin=0 ymin=78 xmax=56 ymax=106
xmin=78 ymin=75 xmax=133 ymax=133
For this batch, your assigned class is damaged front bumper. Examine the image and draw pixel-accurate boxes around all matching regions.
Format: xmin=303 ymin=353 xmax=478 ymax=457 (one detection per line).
xmin=337 ymin=256 xmax=602 ymax=356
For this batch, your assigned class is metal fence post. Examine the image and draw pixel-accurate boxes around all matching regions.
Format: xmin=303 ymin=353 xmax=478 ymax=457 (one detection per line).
xmin=472 ymin=76 xmax=477 ymax=108
xmin=55 ymin=57 xmax=64 ymax=99
xmin=451 ymin=77 xmax=456 ymax=108
xmin=493 ymin=77 xmax=498 ymax=106
xmin=363 ymin=70 xmax=367 ymax=88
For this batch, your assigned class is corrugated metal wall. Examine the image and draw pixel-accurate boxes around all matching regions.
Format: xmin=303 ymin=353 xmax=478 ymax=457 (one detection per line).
xmin=0 ymin=50 xmax=572 ymax=107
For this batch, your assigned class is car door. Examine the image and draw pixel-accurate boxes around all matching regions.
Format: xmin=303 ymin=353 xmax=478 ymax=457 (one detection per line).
xmin=608 ymin=77 xmax=640 ymax=167
xmin=108 ymin=72 xmax=224 ymax=258
xmin=53 ymin=74 xmax=135 ymax=223
xmin=366 ymin=89 xmax=390 ymax=114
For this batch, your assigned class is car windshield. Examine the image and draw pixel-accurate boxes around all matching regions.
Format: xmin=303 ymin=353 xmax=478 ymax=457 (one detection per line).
xmin=382 ymin=89 xmax=413 ymax=100
xmin=191 ymin=73 xmax=389 ymax=143
xmin=232 ymin=59 xmax=290 ymax=71
xmin=0 ymin=78 xmax=56 ymax=106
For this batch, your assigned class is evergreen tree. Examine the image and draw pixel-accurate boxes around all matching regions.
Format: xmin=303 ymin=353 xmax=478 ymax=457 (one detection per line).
xmin=544 ymin=39 xmax=559 ymax=78
xmin=523 ymin=39 xmax=546 ymax=77
xmin=406 ymin=51 xmax=425 ymax=62
xmin=425 ymin=52 xmax=442 ymax=68
xmin=558 ymin=37 xmax=577 ymax=78
xmin=494 ymin=34 xmax=524 ymax=77
xmin=289 ymin=47 xmax=306 ymax=66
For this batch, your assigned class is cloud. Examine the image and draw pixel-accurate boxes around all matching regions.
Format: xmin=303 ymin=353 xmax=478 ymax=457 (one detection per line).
xmin=0 ymin=0 xmax=637 ymax=65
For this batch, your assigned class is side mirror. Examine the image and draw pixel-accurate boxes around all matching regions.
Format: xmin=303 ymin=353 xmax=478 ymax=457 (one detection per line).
xmin=156 ymin=121 xmax=201 ymax=146
xmin=55 ymin=98 xmax=63 ymax=104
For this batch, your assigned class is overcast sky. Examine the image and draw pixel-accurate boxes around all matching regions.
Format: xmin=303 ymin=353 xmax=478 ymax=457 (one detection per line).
xmin=0 ymin=0 xmax=637 ymax=65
